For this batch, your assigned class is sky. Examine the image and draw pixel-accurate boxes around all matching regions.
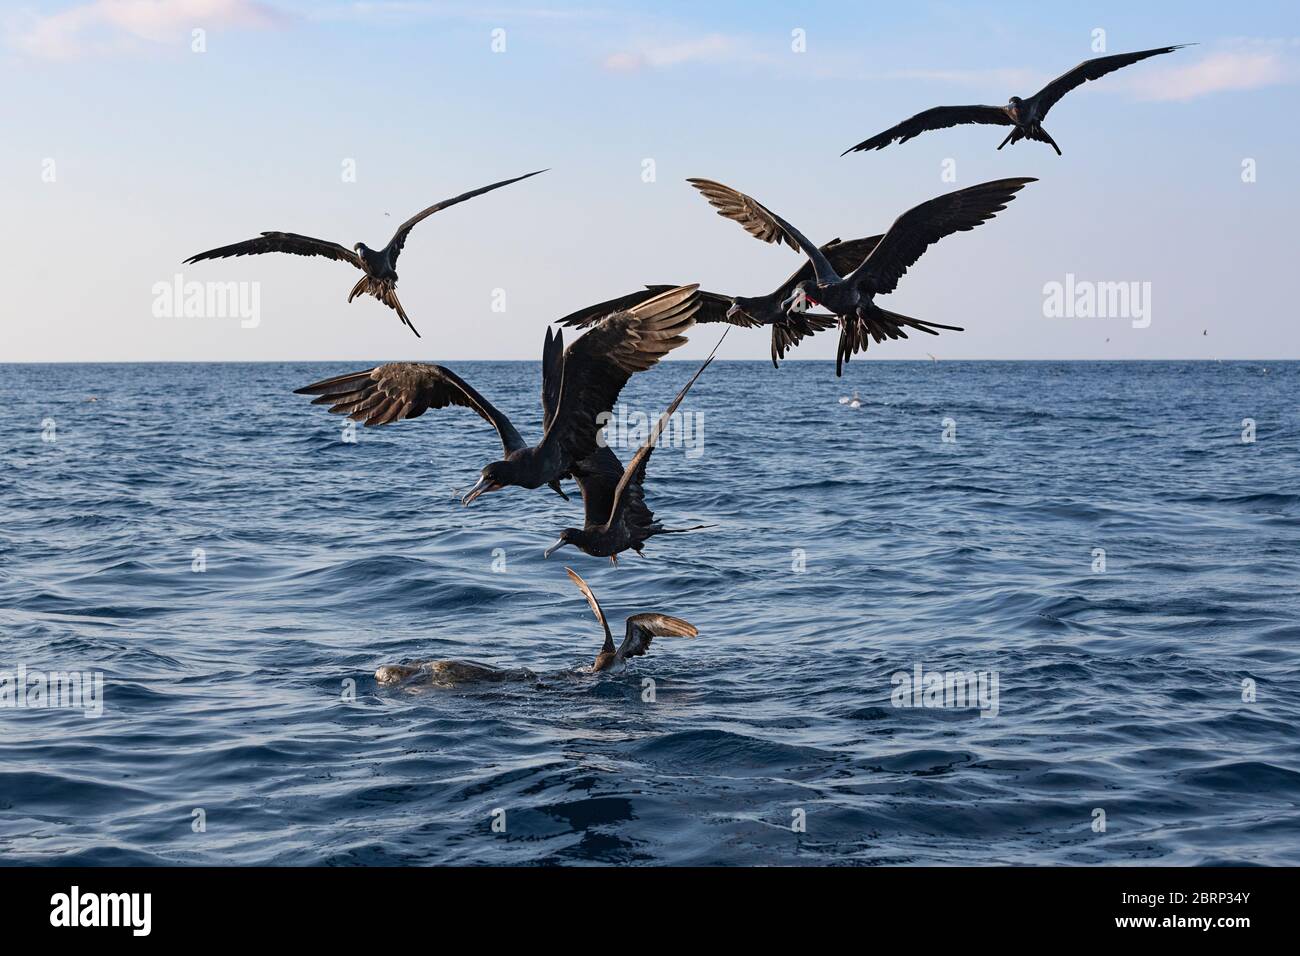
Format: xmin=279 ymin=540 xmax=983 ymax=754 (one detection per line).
xmin=1 ymin=0 xmax=1297 ymax=363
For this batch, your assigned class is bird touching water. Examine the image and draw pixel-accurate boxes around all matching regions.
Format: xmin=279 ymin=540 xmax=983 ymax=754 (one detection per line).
xmin=293 ymin=284 xmax=701 ymax=505
xmin=184 ymin=169 xmax=547 ymax=336
xmin=373 ymin=565 xmax=698 ymax=685
xmin=688 ymin=177 xmax=1032 ymax=375
xmin=842 ymin=45 xmax=1189 ymax=156
xmin=565 ymin=567 xmax=698 ymax=672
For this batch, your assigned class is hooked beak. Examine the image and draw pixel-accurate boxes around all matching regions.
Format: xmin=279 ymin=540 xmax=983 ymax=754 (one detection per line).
xmin=780 ymin=293 xmax=803 ymax=314
xmin=725 ymin=303 xmax=744 ymax=321
xmin=461 ymin=477 xmax=501 ymax=506
xmin=543 ymin=537 xmax=568 ymax=559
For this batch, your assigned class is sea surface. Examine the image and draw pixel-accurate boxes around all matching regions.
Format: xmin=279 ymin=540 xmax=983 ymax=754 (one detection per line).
xmin=2 ymin=360 xmax=1298 ymax=866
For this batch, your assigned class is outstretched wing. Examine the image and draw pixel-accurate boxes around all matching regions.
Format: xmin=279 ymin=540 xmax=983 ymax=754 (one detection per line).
xmin=687 ymin=177 xmax=800 ymax=251
xmin=555 ymin=288 xmax=743 ymax=329
xmin=293 ymin=363 xmax=527 ymax=455
xmin=770 ymin=235 xmax=884 ymax=302
xmin=1032 ymin=45 xmax=1190 ymax=117
xmin=565 ymin=566 xmax=613 ymax=652
xmin=185 ymin=231 xmax=363 ymax=268
xmin=687 ymin=179 xmax=841 ymax=286
xmin=541 ymin=326 xmax=564 ymax=432
xmin=841 ymin=105 xmax=1013 ymax=155
xmin=616 ymin=613 xmax=698 ymax=663
xmin=384 ymin=169 xmax=547 ymax=264
xmin=606 ymin=332 xmax=724 ymax=531
xmin=538 ymin=284 xmax=699 ymax=471
xmin=847 ymin=178 xmax=1035 ymax=295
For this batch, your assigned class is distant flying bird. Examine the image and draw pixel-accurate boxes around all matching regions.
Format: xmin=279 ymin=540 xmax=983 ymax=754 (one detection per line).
xmin=185 ymin=169 xmax=546 ymax=337
xmin=842 ymin=45 xmax=1190 ymax=156
xmin=293 ymin=285 xmax=700 ymax=505
xmin=689 ymin=177 xmax=1032 ymax=375
xmin=544 ymin=334 xmax=724 ymax=565
xmin=566 ymin=567 xmax=698 ymax=672
xmin=554 ymin=235 xmax=892 ymax=367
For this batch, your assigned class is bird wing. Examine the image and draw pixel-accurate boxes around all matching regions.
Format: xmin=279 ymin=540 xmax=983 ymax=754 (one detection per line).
xmin=616 ymin=614 xmax=698 ymax=663
xmin=293 ymin=363 xmax=527 ymax=455
xmin=554 ymin=289 xmax=664 ymax=329
xmin=770 ymin=235 xmax=885 ymax=302
xmin=606 ymin=332 xmax=725 ymax=530
xmin=559 ymin=288 xmax=750 ymax=330
xmin=184 ymin=231 xmax=363 ymax=268
xmin=841 ymin=105 xmax=1013 ymax=155
xmin=565 ymin=566 xmax=613 ymax=651
xmin=1032 ymin=45 xmax=1189 ymax=117
xmin=687 ymin=177 xmax=800 ymax=251
xmin=541 ymin=326 xmax=564 ymax=431
xmin=770 ymin=312 xmax=838 ymax=367
xmin=538 ymin=284 xmax=700 ymax=471
xmin=846 ymin=178 xmax=1035 ymax=295
xmin=687 ymin=179 xmax=841 ymax=286
xmin=570 ymin=447 xmax=630 ymax=528
xmin=384 ymin=169 xmax=547 ymax=264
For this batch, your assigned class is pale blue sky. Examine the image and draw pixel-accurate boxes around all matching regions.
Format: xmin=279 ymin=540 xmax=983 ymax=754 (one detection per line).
xmin=2 ymin=0 xmax=1297 ymax=362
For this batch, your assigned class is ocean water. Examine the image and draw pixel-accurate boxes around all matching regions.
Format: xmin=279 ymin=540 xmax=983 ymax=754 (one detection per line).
xmin=2 ymin=359 xmax=1298 ymax=866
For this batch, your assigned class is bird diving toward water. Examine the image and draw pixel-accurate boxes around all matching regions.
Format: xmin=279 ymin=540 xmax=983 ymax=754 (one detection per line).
xmin=544 ymin=332 xmax=725 ymax=565
xmin=688 ymin=177 xmax=1033 ymax=375
xmin=551 ymin=234 xmax=957 ymax=368
xmin=374 ymin=566 xmax=698 ymax=686
xmin=842 ymin=45 xmax=1189 ymax=156
xmin=184 ymin=169 xmax=546 ymax=337
xmin=293 ymin=284 xmax=700 ymax=505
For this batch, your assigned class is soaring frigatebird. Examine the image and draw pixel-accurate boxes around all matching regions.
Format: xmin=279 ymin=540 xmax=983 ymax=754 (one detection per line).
xmin=543 ymin=333 xmax=725 ymax=565
xmin=293 ymin=284 xmax=700 ymax=503
xmin=551 ymin=235 xmax=951 ymax=368
xmin=185 ymin=169 xmax=546 ymax=336
xmin=688 ymin=178 xmax=1032 ymax=374
xmin=842 ymin=45 xmax=1189 ymax=156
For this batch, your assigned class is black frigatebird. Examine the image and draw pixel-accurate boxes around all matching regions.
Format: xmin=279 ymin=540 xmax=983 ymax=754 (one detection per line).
xmin=688 ymin=178 xmax=1032 ymax=375
xmin=551 ymin=235 xmax=919 ymax=367
xmin=842 ymin=45 xmax=1190 ymax=156
xmin=185 ymin=169 xmax=546 ymax=336
xmin=293 ymin=284 xmax=700 ymax=503
xmin=543 ymin=332 xmax=726 ymax=565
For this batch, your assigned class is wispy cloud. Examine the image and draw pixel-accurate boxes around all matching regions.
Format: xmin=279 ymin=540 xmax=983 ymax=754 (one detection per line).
xmin=8 ymin=0 xmax=284 ymax=59
xmin=312 ymin=2 xmax=612 ymax=23
xmin=1128 ymin=42 xmax=1297 ymax=102
xmin=602 ymin=33 xmax=753 ymax=72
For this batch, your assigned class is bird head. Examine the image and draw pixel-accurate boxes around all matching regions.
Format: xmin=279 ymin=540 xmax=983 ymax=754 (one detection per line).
xmin=462 ymin=461 xmax=513 ymax=506
xmin=1008 ymin=96 xmax=1023 ymax=107
xmin=542 ymin=528 xmax=583 ymax=559
xmin=354 ymin=242 xmax=368 ymax=254
xmin=780 ymin=282 xmax=818 ymax=315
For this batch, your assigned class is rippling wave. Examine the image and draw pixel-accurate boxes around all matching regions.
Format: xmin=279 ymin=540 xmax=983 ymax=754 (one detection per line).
xmin=2 ymin=360 xmax=1298 ymax=865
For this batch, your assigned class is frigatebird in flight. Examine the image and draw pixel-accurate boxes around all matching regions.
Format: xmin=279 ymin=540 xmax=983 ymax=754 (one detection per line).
xmin=551 ymin=235 xmax=941 ymax=367
xmin=687 ymin=177 xmax=1034 ymax=375
xmin=842 ymin=45 xmax=1189 ymax=156
xmin=185 ymin=169 xmax=546 ymax=337
xmin=544 ymin=332 xmax=725 ymax=565
xmin=293 ymin=284 xmax=700 ymax=504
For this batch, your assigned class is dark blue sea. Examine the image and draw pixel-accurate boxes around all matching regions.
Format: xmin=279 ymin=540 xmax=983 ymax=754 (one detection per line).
xmin=2 ymin=360 xmax=1298 ymax=866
